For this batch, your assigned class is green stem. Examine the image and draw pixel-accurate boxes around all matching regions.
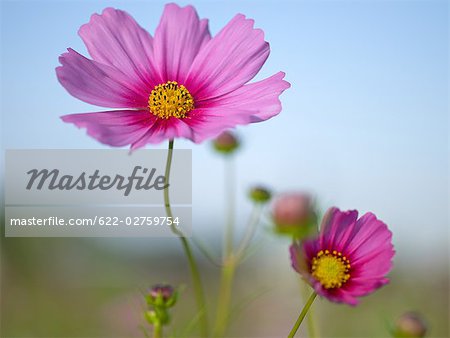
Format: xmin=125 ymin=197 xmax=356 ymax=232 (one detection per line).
xmin=164 ymin=140 xmax=209 ymax=337
xmin=213 ymin=157 xmax=237 ymax=337
xmin=153 ymin=323 xmax=162 ymax=338
xmin=299 ymin=280 xmax=318 ymax=338
xmin=235 ymin=204 xmax=262 ymax=262
xmin=214 ymin=205 xmax=263 ymax=335
xmin=213 ymin=256 xmax=236 ymax=337
xmin=288 ymin=292 xmax=317 ymax=338
xmin=306 ymin=300 xmax=317 ymax=338
xmin=224 ymin=157 xmax=235 ymax=257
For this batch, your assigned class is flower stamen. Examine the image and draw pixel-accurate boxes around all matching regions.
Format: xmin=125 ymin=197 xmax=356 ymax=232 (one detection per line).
xmin=148 ymin=81 xmax=194 ymax=119
xmin=311 ymin=250 xmax=351 ymax=289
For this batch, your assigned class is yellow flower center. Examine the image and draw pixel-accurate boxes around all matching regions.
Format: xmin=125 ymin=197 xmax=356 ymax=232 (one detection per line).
xmin=148 ymin=81 xmax=194 ymax=119
xmin=311 ymin=250 xmax=351 ymax=289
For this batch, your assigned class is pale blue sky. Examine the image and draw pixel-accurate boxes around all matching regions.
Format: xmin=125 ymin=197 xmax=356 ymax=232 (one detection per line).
xmin=1 ymin=1 xmax=448 ymax=263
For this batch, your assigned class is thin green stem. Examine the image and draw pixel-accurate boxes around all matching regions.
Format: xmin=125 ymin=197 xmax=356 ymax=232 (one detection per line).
xmin=164 ymin=140 xmax=209 ymax=337
xmin=213 ymin=157 xmax=237 ymax=337
xmin=306 ymin=300 xmax=317 ymax=338
xmin=224 ymin=157 xmax=235 ymax=257
xmin=235 ymin=204 xmax=262 ymax=262
xmin=213 ymin=256 xmax=236 ymax=337
xmin=299 ymin=282 xmax=318 ymax=338
xmin=300 ymin=281 xmax=318 ymax=338
xmin=288 ymin=292 xmax=317 ymax=338
xmin=153 ymin=323 xmax=162 ymax=338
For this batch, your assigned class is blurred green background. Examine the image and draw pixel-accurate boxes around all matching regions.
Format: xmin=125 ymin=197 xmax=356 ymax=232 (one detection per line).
xmin=1 ymin=221 xmax=448 ymax=337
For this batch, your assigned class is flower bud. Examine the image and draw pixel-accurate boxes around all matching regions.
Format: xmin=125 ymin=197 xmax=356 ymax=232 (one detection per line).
xmin=213 ymin=131 xmax=240 ymax=154
xmin=249 ymin=185 xmax=272 ymax=204
xmin=394 ymin=312 xmax=427 ymax=338
xmin=272 ymin=193 xmax=317 ymax=238
xmin=145 ymin=284 xmax=178 ymax=328
xmin=147 ymin=284 xmax=177 ymax=308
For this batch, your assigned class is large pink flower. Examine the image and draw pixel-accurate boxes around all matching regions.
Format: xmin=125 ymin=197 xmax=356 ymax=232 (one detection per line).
xmin=290 ymin=207 xmax=395 ymax=305
xmin=56 ymin=4 xmax=290 ymax=149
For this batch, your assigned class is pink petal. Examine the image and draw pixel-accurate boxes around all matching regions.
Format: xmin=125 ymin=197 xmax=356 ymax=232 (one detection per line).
xmin=108 ymin=106 xmax=255 ymax=148
xmin=343 ymin=213 xmax=394 ymax=281
xmin=290 ymin=242 xmax=307 ymax=275
xmin=327 ymin=289 xmax=360 ymax=306
xmin=184 ymin=107 xmax=255 ymax=143
xmin=346 ymin=213 xmax=394 ymax=260
xmin=153 ymin=4 xmax=211 ymax=83
xmin=61 ymin=110 xmax=152 ymax=147
xmin=130 ymin=118 xmax=195 ymax=149
xmin=302 ymin=238 xmax=320 ymax=262
xmin=350 ymin=246 xmax=394 ymax=280
xmin=79 ymin=8 xmax=160 ymax=89
xmin=342 ymin=277 xmax=389 ymax=297
xmin=56 ymin=49 xmax=149 ymax=108
xmin=186 ymin=14 xmax=270 ymax=100
xmin=351 ymin=256 xmax=394 ymax=278
xmin=311 ymin=282 xmax=359 ymax=306
xmin=198 ymin=72 xmax=290 ymax=121
xmin=319 ymin=208 xmax=359 ymax=251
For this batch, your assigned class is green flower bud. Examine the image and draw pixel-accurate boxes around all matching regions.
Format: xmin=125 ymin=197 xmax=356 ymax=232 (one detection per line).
xmin=144 ymin=285 xmax=178 ymax=329
xmin=146 ymin=284 xmax=177 ymax=309
xmin=249 ymin=186 xmax=272 ymax=204
xmin=393 ymin=312 xmax=427 ymax=338
xmin=272 ymin=193 xmax=318 ymax=239
xmin=213 ymin=131 xmax=240 ymax=154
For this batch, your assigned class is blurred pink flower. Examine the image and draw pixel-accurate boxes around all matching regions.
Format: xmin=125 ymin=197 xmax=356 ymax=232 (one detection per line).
xmin=57 ymin=4 xmax=290 ymax=149
xmin=394 ymin=312 xmax=427 ymax=338
xmin=290 ymin=207 xmax=394 ymax=305
xmin=273 ymin=193 xmax=313 ymax=228
xmin=213 ymin=130 xmax=240 ymax=154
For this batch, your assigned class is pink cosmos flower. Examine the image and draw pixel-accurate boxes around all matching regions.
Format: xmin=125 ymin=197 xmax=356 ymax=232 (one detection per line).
xmin=57 ymin=4 xmax=290 ymax=149
xmin=290 ymin=207 xmax=395 ymax=305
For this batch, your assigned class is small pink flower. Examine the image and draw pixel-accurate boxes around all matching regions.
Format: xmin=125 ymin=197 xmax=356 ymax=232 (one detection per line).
xmin=57 ymin=4 xmax=290 ymax=149
xmin=290 ymin=207 xmax=395 ymax=305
